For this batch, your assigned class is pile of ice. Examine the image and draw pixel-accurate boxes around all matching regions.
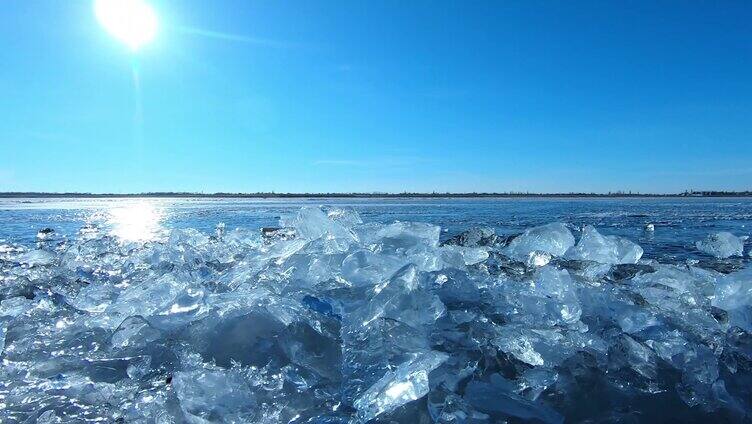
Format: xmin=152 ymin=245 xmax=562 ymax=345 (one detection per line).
xmin=1 ymin=206 xmax=751 ymax=423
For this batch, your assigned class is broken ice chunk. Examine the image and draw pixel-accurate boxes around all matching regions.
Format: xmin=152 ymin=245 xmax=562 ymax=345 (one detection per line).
xmin=518 ymin=368 xmax=558 ymax=401
xmin=326 ymin=206 xmax=363 ymax=227
xmin=440 ymin=245 xmax=490 ymax=267
xmin=696 ymin=232 xmax=746 ymax=258
xmin=356 ymin=264 xmax=445 ymax=329
xmin=526 ymin=250 xmax=553 ymax=267
xmin=0 ymin=297 xmax=34 ymax=318
xmin=494 ymin=325 xmax=583 ymax=367
xmin=16 ymin=249 xmax=56 ymax=267
xmin=0 ymin=319 xmax=7 ymax=354
xmin=503 ymin=223 xmax=575 ymax=261
xmin=173 ymin=370 xmax=257 ymax=422
xmin=281 ymin=206 xmax=358 ymax=252
xmin=342 ymin=249 xmax=405 ymax=287
xmin=565 ymin=225 xmax=643 ymax=264
xmin=713 ymin=268 xmax=752 ymax=331
xmin=372 ymin=221 xmax=442 ymax=251
xmin=616 ymin=335 xmax=658 ymax=380
xmin=354 ymin=350 xmax=448 ymax=422
xmin=529 ymin=266 xmax=582 ymax=325
xmin=110 ymin=316 xmax=161 ymax=349
xmin=464 ymin=374 xmax=563 ymax=424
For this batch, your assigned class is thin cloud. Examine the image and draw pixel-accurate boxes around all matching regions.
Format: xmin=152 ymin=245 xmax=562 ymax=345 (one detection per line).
xmin=173 ymin=25 xmax=301 ymax=49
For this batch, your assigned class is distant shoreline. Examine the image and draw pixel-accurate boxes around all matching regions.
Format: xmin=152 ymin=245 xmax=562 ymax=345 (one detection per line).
xmin=1 ymin=191 xmax=750 ymax=199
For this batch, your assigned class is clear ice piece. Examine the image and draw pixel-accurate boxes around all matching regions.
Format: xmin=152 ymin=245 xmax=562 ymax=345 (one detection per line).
xmin=503 ymin=223 xmax=575 ymax=261
xmin=354 ymin=350 xmax=448 ymax=422
xmin=565 ymin=225 xmax=643 ymax=264
xmin=696 ymin=232 xmax=746 ymax=258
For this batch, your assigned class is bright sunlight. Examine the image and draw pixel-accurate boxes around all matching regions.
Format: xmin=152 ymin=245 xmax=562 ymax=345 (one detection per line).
xmin=94 ymin=0 xmax=158 ymax=51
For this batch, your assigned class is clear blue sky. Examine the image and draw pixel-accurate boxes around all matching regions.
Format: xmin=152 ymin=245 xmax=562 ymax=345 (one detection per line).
xmin=1 ymin=1 xmax=750 ymax=193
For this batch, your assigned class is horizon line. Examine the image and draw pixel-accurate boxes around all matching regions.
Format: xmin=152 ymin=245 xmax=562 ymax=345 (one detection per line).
xmin=1 ymin=190 xmax=750 ymax=199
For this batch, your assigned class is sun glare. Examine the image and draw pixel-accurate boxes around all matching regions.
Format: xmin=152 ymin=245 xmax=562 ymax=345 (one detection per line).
xmin=108 ymin=201 xmax=164 ymax=241
xmin=94 ymin=0 xmax=158 ymax=51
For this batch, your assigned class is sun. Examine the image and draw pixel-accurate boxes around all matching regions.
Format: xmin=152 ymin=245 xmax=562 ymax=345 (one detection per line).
xmin=94 ymin=0 xmax=158 ymax=51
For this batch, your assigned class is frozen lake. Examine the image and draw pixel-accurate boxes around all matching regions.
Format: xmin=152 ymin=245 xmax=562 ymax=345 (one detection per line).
xmin=1 ymin=197 xmax=752 ymax=422
xmin=2 ymin=196 xmax=752 ymax=263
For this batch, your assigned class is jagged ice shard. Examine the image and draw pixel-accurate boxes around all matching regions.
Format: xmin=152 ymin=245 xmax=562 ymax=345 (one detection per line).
xmin=696 ymin=231 xmax=746 ymax=258
xmin=0 ymin=206 xmax=751 ymax=422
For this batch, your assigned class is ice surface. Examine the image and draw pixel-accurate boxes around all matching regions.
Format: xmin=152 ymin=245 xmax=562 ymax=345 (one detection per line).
xmin=696 ymin=231 xmax=746 ymax=258
xmin=0 ymin=206 xmax=751 ymax=422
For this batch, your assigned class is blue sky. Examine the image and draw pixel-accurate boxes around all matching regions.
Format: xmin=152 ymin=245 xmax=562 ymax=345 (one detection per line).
xmin=1 ymin=0 xmax=750 ymax=193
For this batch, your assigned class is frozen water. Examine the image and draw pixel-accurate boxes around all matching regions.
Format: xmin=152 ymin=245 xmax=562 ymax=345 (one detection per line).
xmin=565 ymin=225 xmax=643 ymax=264
xmin=0 ymin=204 xmax=751 ymax=422
xmin=173 ymin=369 xmax=258 ymax=422
xmin=354 ymin=350 xmax=448 ymax=422
xmin=696 ymin=231 xmax=746 ymax=258
xmin=503 ymin=223 xmax=575 ymax=261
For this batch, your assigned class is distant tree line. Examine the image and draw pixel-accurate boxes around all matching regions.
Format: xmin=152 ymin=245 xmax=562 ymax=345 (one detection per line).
xmin=1 ymin=191 xmax=751 ymax=198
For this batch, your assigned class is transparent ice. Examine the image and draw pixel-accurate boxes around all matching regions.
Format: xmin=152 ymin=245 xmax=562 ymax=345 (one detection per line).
xmin=696 ymin=231 xmax=746 ymax=258
xmin=0 ymin=206 xmax=750 ymax=422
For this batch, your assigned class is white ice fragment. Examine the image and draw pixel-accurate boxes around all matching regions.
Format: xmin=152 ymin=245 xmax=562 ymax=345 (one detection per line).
xmin=526 ymin=250 xmax=553 ymax=267
xmin=499 ymin=335 xmax=545 ymax=366
xmin=518 ymin=368 xmax=559 ymax=401
xmin=373 ymin=221 xmax=442 ymax=250
xmin=173 ymin=370 xmax=257 ymax=422
xmin=696 ymin=232 xmax=745 ymax=258
xmin=281 ymin=206 xmax=358 ymax=253
xmin=0 ymin=320 xmax=6 ymax=354
xmin=531 ymin=267 xmax=581 ymax=324
xmin=326 ymin=206 xmax=363 ymax=227
xmin=0 ymin=297 xmax=34 ymax=318
xmin=354 ymin=350 xmax=448 ymax=422
xmin=503 ymin=223 xmax=575 ymax=261
xmin=342 ymin=249 xmax=405 ymax=287
xmin=565 ymin=226 xmax=643 ymax=264
xmin=713 ymin=268 xmax=752 ymax=331
xmin=440 ymin=245 xmax=489 ymax=267
xmin=17 ymin=249 xmax=56 ymax=267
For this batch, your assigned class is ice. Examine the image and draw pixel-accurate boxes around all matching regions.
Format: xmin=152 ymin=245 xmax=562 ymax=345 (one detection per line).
xmin=464 ymin=374 xmax=564 ymax=424
xmin=443 ymin=226 xmax=499 ymax=248
xmin=526 ymin=250 xmax=553 ymax=267
xmin=0 ymin=319 xmax=7 ymax=353
xmin=354 ymin=350 xmax=448 ymax=422
xmin=503 ymin=223 xmax=575 ymax=261
xmin=0 ymin=296 xmax=34 ymax=318
xmin=281 ymin=206 xmax=359 ymax=253
xmin=713 ymin=267 xmax=752 ymax=331
xmin=696 ymin=231 xmax=746 ymax=258
xmin=0 ymin=205 xmax=751 ymax=422
xmin=173 ymin=369 xmax=258 ymax=422
xmin=17 ymin=249 xmax=56 ymax=266
xmin=565 ymin=225 xmax=643 ymax=264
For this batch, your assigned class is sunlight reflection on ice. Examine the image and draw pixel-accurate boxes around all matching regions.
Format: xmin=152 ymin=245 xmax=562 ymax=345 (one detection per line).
xmin=108 ymin=201 xmax=165 ymax=241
